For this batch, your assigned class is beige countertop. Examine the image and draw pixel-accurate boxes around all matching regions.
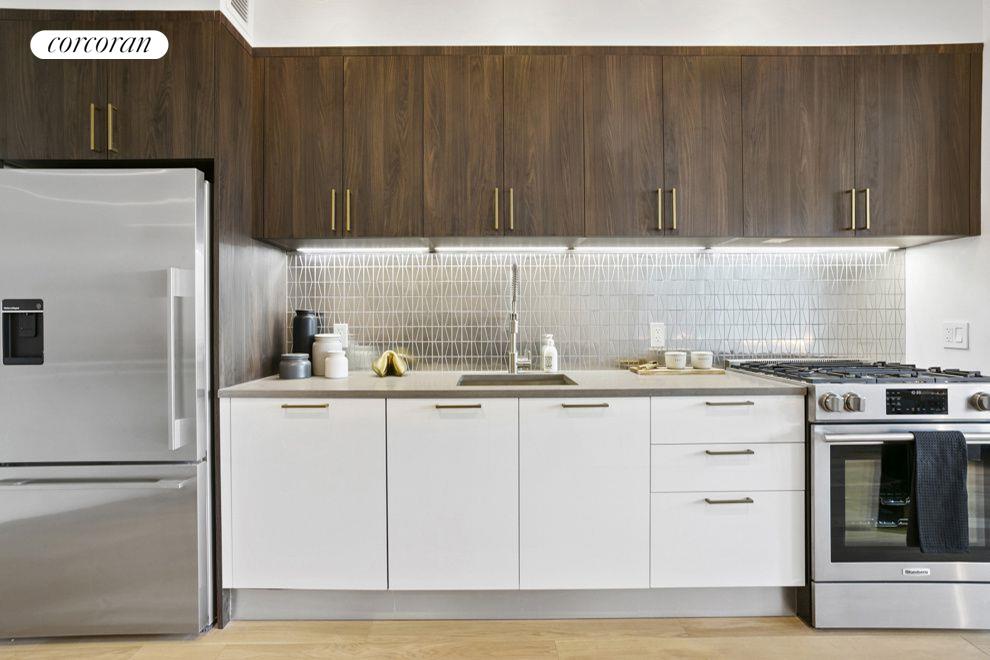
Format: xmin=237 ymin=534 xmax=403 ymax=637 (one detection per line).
xmin=219 ymin=369 xmax=806 ymax=399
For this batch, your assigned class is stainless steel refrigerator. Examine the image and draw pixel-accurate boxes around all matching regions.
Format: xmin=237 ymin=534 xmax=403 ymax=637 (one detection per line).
xmin=0 ymin=169 xmax=212 ymax=637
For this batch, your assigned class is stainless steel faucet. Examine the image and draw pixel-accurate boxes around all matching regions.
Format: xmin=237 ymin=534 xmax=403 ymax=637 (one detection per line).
xmin=508 ymin=262 xmax=531 ymax=373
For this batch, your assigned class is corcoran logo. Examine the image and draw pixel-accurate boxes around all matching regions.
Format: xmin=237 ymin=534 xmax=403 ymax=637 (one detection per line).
xmin=31 ymin=30 xmax=169 ymax=60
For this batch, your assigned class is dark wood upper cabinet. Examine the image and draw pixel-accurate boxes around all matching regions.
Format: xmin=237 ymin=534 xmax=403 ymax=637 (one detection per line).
xmin=664 ymin=56 xmax=743 ymax=237
xmin=504 ymin=55 xmax=584 ymax=236
xmin=263 ymin=56 xmax=343 ymax=239
xmin=855 ymin=54 xmax=971 ymax=236
xmin=742 ymin=56 xmax=855 ymax=237
xmin=343 ymin=56 xmax=423 ymax=238
xmin=583 ymin=55 xmax=663 ymax=237
xmin=423 ymin=55 xmax=504 ymax=237
xmin=107 ymin=20 xmax=216 ymax=159
xmin=2 ymin=20 xmax=107 ymax=160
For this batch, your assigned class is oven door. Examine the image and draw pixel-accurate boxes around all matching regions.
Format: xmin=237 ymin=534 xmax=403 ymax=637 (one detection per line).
xmin=812 ymin=423 xmax=990 ymax=582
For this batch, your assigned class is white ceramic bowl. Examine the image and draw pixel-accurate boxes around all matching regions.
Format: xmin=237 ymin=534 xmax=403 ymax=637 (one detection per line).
xmin=691 ymin=351 xmax=714 ymax=369
xmin=664 ymin=351 xmax=688 ymax=370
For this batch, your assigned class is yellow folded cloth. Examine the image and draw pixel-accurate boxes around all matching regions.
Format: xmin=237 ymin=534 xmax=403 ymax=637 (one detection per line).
xmin=372 ymin=350 xmax=409 ymax=377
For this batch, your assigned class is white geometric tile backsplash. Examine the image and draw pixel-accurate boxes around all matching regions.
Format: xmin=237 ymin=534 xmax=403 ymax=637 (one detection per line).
xmin=286 ymin=250 xmax=905 ymax=371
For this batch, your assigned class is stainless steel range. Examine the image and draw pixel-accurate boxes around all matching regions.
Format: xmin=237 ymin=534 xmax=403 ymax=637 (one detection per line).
xmin=733 ymin=360 xmax=990 ymax=629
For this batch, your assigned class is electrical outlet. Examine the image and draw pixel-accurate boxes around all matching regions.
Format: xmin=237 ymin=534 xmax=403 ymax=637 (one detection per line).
xmin=649 ymin=322 xmax=666 ymax=350
xmin=943 ymin=321 xmax=969 ymax=350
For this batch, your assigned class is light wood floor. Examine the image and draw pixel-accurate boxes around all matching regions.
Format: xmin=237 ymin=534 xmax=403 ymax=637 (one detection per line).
xmin=2 ymin=617 xmax=990 ymax=659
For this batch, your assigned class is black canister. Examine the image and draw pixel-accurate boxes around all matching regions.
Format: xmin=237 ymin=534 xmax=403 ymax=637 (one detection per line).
xmin=292 ymin=309 xmax=318 ymax=356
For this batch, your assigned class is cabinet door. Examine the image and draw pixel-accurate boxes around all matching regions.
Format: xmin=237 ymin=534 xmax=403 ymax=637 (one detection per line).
xmin=229 ymin=399 xmax=386 ymax=589
xmin=855 ymin=54 xmax=971 ymax=236
xmin=2 ymin=21 xmax=107 ymax=160
xmin=583 ymin=55 xmax=664 ymax=237
xmin=519 ymin=397 xmax=650 ymax=589
xmin=263 ymin=56 xmax=343 ymax=239
xmin=743 ymin=56 xmax=855 ymax=237
xmin=387 ymin=399 xmax=518 ymax=590
xmin=424 ymin=55 xmax=503 ymax=237
xmin=343 ymin=56 xmax=423 ymax=237
xmin=106 ymin=20 xmax=215 ymax=159
xmin=664 ymin=56 xmax=744 ymax=237
xmin=504 ymin=55 xmax=584 ymax=236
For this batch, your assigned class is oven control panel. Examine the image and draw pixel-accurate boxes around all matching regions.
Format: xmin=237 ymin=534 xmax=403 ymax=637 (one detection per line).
xmin=886 ymin=388 xmax=949 ymax=415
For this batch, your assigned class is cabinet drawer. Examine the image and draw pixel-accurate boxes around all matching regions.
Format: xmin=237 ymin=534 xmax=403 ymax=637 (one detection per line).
xmin=650 ymin=491 xmax=805 ymax=588
xmin=651 ymin=443 xmax=804 ymax=492
xmin=651 ymin=395 xmax=804 ymax=444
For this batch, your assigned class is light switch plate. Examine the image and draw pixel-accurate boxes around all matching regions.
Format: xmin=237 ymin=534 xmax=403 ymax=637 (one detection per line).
xmin=649 ymin=322 xmax=666 ymax=350
xmin=943 ymin=321 xmax=969 ymax=350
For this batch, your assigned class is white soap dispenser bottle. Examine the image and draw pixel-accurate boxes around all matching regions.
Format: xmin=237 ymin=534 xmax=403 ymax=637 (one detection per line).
xmin=541 ymin=334 xmax=559 ymax=372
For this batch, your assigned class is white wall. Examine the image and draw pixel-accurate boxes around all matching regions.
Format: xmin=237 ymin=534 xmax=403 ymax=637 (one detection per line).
xmin=905 ymin=0 xmax=990 ymax=371
xmin=250 ymin=0 xmax=981 ymax=48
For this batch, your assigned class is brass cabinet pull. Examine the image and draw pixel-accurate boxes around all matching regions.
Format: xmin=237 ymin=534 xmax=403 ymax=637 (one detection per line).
xmin=494 ymin=187 xmax=500 ymax=231
xmin=862 ymin=187 xmax=871 ymax=231
xmin=705 ymin=448 xmax=756 ymax=456
xmin=281 ymin=403 xmax=330 ymax=409
xmin=508 ymin=187 xmax=514 ymax=231
xmin=345 ymin=189 xmax=352 ymax=233
xmin=656 ymin=188 xmax=664 ymax=231
xmin=848 ymin=188 xmax=857 ymax=230
xmin=89 ymin=103 xmax=100 ymax=152
xmin=435 ymin=403 xmax=482 ymax=410
xmin=670 ymin=187 xmax=677 ymax=230
xmin=330 ymin=188 xmax=337 ymax=232
xmin=705 ymin=497 xmax=754 ymax=505
xmin=705 ymin=400 xmax=755 ymax=407
xmin=107 ymin=103 xmax=117 ymax=153
xmin=561 ymin=402 xmax=610 ymax=409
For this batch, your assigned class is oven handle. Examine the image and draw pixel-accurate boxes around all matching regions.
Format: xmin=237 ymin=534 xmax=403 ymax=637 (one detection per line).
xmin=824 ymin=432 xmax=990 ymax=444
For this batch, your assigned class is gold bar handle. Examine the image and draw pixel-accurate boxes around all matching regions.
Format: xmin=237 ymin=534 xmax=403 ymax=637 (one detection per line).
xmin=107 ymin=103 xmax=117 ymax=153
xmin=862 ymin=187 xmax=871 ymax=231
xmin=89 ymin=103 xmax=100 ymax=152
xmin=561 ymin=402 xmax=610 ymax=409
xmin=281 ymin=403 xmax=330 ymax=409
xmin=705 ymin=400 xmax=755 ymax=407
xmin=670 ymin=187 xmax=677 ymax=230
xmin=508 ymin=187 xmax=514 ymax=231
xmin=435 ymin=403 xmax=483 ymax=410
xmin=345 ymin=189 xmax=352 ymax=233
xmin=848 ymin=188 xmax=857 ymax=231
xmin=705 ymin=449 xmax=756 ymax=456
xmin=705 ymin=497 xmax=754 ymax=505
xmin=494 ymin=187 xmax=500 ymax=231
xmin=330 ymin=188 xmax=337 ymax=232
xmin=656 ymin=188 xmax=663 ymax=231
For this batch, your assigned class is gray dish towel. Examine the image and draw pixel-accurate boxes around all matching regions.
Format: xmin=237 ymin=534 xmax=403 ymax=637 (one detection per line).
xmin=912 ymin=431 xmax=969 ymax=553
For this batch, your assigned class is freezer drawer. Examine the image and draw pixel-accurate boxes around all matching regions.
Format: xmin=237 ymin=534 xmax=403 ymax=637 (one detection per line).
xmin=0 ymin=463 xmax=211 ymax=638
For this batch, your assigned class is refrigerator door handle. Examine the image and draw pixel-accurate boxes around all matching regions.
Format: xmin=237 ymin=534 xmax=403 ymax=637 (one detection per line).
xmin=0 ymin=477 xmax=194 ymax=490
xmin=166 ymin=267 xmax=194 ymax=451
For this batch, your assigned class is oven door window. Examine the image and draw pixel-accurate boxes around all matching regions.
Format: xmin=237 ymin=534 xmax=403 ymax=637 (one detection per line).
xmin=831 ymin=442 xmax=990 ymax=562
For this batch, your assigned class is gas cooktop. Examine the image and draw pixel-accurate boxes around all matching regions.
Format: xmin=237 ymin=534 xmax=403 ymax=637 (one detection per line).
xmin=732 ymin=359 xmax=990 ymax=385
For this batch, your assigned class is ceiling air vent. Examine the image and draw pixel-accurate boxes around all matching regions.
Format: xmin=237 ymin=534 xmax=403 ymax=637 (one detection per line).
xmin=229 ymin=0 xmax=249 ymax=25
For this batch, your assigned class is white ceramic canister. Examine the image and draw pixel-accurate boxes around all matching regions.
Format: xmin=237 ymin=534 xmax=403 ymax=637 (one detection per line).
xmin=664 ymin=350 xmax=688 ymax=370
xmin=325 ymin=350 xmax=349 ymax=379
xmin=691 ymin=351 xmax=714 ymax=370
xmin=311 ymin=333 xmax=343 ymax=376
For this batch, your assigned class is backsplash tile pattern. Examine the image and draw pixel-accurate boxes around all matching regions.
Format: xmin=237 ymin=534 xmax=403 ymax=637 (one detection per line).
xmin=287 ymin=251 xmax=905 ymax=370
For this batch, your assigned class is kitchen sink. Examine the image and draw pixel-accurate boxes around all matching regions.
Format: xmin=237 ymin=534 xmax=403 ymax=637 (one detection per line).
xmin=457 ymin=373 xmax=578 ymax=387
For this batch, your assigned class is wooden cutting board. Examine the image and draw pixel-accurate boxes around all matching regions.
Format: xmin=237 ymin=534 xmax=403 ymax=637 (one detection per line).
xmin=629 ymin=366 xmax=725 ymax=376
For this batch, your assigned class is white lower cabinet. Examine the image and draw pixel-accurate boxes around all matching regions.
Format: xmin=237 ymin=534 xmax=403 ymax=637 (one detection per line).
xmin=387 ymin=399 xmax=519 ymax=590
xmin=228 ymin=398 xmax=387 ymax=589
xmin=519 ymin=397 xmax=651 ymax=589
xmin=650 ymin=491 xmax=805 ymax=588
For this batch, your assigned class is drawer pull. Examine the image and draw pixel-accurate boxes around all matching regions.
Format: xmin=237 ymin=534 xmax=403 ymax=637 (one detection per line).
xmin=705 ymin=400 xmax=755 ymax=407
xmin=705 ymin=449 xmax=756 ymax=456
xmin=281 ymin=404 xmax=330 ymax=409
xmin=561 ymin=402 xmax=610 ymax=409
xmin=704 ymin=497 xmax=755 ymax=505
xmin=435 ymin=403 xmax=482 ymax=410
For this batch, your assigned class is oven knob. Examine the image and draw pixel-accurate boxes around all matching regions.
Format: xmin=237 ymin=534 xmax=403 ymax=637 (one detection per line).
xmin=819 ymin=393 xmax=842 ymax=412
xmin=972 ymin=392 xmax=990 ymax=411
xmin=843 ymin=393 xmax=865 ymax=413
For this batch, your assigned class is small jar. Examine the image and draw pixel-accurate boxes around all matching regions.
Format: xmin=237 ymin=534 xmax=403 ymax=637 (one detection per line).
xmin=325 ymin=350 xmax=349 ymax=379
xmin=279 ymin=353 xmax=312 ymax=380
xmin=311 ymin=333 xmax=342 ymax=377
